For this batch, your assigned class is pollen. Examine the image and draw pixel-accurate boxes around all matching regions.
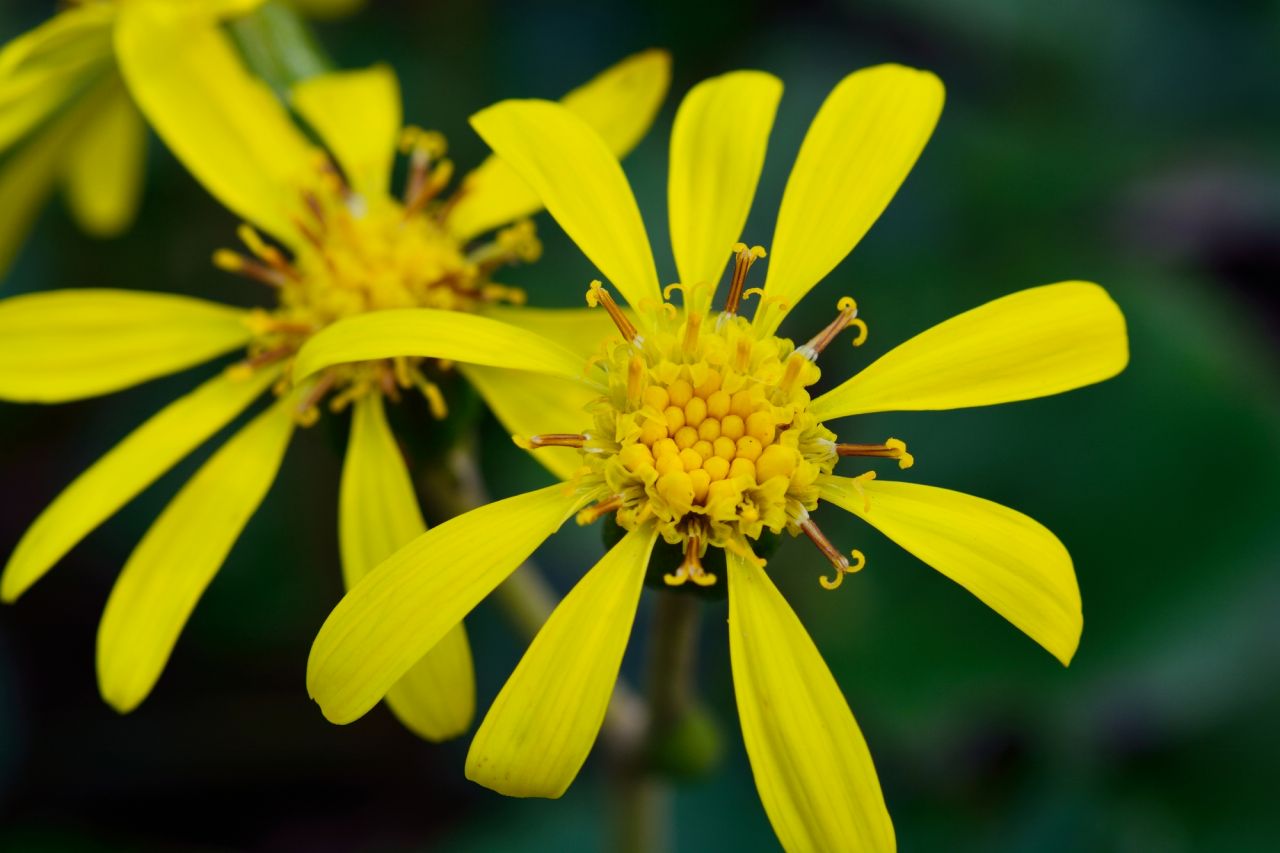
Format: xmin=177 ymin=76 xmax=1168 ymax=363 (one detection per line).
xmin=215 ymin=135 xmax=539 ymax=422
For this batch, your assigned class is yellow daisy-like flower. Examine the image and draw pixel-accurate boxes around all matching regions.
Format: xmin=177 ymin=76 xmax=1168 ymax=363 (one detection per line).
xmin=0 ymin=5 xmax=670 ymax=734
xmin=0 ymin=0 xmax=276 ymax=277
xmin=297 ymin=65 xmax=1129 ymax=850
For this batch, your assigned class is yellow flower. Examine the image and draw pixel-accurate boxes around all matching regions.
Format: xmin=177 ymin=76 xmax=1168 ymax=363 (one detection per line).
xmin=297 ymin=66 xmax=1129 ymax=850
xmin=0 ymin=0 xmax=270 ymax=277
xmin=0 ymin=6 xmax=670 ymax=734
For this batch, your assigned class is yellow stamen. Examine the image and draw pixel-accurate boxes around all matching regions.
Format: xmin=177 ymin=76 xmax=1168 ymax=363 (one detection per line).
xmin=836 ymin=437 xmax=914 ymax=469
xmin=515 ymin=433 xmax=589 ymax=450
xmin=801 ymin=296 xmax=867 ymax=359
xmin=724 ymin=243 xmax=767 ymax=315
xmin=664 ymin=536 xmax=717 ymax=587
xmin=800 ymin=516 xmax=864 ymax=590
xmin=576 ymin=495 xmax=623 ymax=526
xmin=586 ymin=281 xmax=639 ymax=342
xmin=411 ymin=372 xmax=449 ymax=419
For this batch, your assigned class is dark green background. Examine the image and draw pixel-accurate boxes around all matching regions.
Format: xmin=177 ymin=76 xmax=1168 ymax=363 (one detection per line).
xmin=2 ymin=0 xmax=1278 ymax=850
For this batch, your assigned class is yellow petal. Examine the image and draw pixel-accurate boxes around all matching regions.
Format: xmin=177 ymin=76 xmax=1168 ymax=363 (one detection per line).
xmin=447 ymin=49 xmax=670 ymax=242
xmin=810 ymin=282 xmax=1129 ymax=420
xmin=467 ymin=524 xmax=656 ymax=797
xmin=0 ymin=289 xmax=251 ymax=402
xmin=480 ymin=304 xmax=621 ymax=360
xmin=293 ymin=308 xmax=589 ymax=385
xmin=669 ymin=71 xmax=781 ymax=310
xmin=97 ymin=391 xmax=297 ymax=713
xmin=308 ymin=484 xmax=583 ymax=725
xmin=727 ymin=548 xmax=895 ymax=852
xmin=340 ymin=394 xmax=474 ymax=740
xmin=0 ymin=6 xmax=112 ymax=153
xmin=114 ymin=1 xmax=314 ymax=242
xmin=469 ymin=99 xmax=660 ymax=313
xmin=761 ymin=65 xmax=943 ymax=330
xmin=291 ymin=65 xmax=400 ymax=200
xmin=60 ymin=81 xmax=147 ymax=237
xmin=1 ymin=366 xmax=279 ymax=603
xmin=820 ymin=476 xmax=1082 ymax=665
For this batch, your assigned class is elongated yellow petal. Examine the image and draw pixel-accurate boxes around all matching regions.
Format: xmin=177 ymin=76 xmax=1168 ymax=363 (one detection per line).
xmin=114 ymin=2 xmax=314 ymax=242
xmin=727 ymin=548 xmax=894 ymax=853
xmin=810 ymin=282 xmax=1129 ymax=420
xmin=308 ymin=484 xmax=584 ymax=724
xmin=447 ymin=49 xmax=670 ymax=241
xmin=462 ymin=366 xmax=599 ymax=481
xmin=480 ymin=304 xmax=621 ymax=360
xmin=821 ymin=476 xmax=1082 ymax=665
xmin=467 ymin=524 xmax=656 ymax=797
xmin=97 ymin=391 xmax=297 ymax=713
xmin=669 ymin=71 xmax=781 ymax=310
xmin=292 ymin=65 xmax=400 ymax=200
xmin=0 ymin=289 xmax=251 ymax=402
xmin=0 ymin=2 xmax=114 ymax=145
xmin=1 ymin=367 xmax=279 ymax=603
xmin=470 ymin=99 xmax=660 ymax=312
xmin=60 ymin=82 xmax=147 ymax=237
xmin=293 ymin=309 xmax=588 ymax=385
xmin=762 ymin=65 xmax=943 ymax=330
xmin=340 ymin=395 xmax=474 ymax=740
xmin=0 ymin=95 xmax=82 ymax=276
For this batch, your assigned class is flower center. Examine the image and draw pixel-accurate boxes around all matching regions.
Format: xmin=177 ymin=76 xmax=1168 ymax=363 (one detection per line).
xmin=520 ymin=245 xmax=912 ymax=588
xmin=214 ymin=129 xmax=539 ymax=422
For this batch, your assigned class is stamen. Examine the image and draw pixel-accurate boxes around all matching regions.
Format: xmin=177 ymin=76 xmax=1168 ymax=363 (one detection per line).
xmin=836 ymin=438 xmax=914 ymax=469
xmin=514 ymin=433 xmax=589 ymax=449
xmin=399 ymin=127 xmax=447 ymax=207
xmin=626 ymin=355 xmax=645 ymax=408
xmin=227 ymin=344 xmax=292 ymax=379
xmin=296 ymin=372 xmax=337 ymax=427
xmin=799 ymin=296 xmax=867 ymax=360
xmin=724 ymin=243 xmax=766 ymax=315
xmin=411 ymin=372 xmax=449 ymax=419
xmin=468 ymin=220 xmax=542 ymax=273
xmin=576 ymin=495 xmax=623 ymax=526
xmin=212 ymin=250 xmax=287 ymax=288
xmin=800 ymin=517 xmax=865 ymax=590
xmin=682 ymin=310 xmax=703 ymax=356
xmin=405 ymin=159 xmax=455 ymax=219
xmin=664 ymin=537 xmax=717 ymax=587
xmin=586 ymin=281 xmax=638 ymax=342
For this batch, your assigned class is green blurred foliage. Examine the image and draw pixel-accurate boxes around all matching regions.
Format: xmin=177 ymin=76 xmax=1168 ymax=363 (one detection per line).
xmin=1 ymin=0 xmax=1278 ymax=850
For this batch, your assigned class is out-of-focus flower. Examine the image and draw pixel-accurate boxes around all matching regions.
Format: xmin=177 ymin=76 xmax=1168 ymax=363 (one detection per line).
xmin=0 ymin=5 xmax=670 ymax=736
xmin=282 ymin=0 xmax=368 ymax=20
xmin=0 ymin=0 xmax=267 ymax=277
xmin=297 ymin=67 xmax=1129 ymax=850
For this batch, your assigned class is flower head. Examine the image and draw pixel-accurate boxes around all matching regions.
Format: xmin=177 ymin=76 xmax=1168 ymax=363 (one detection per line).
xmin=299 ymin=64 xmax=1128 ymax=851
xmin=0 ymin=20 xmax=670 ymax=729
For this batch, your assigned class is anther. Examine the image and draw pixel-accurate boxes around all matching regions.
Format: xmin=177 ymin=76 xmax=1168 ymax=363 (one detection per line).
xmin=400 ymin=126 xmax=447 ymax=207
xmin=515 ymin=433 xmax=589 ymax=450
xmin=836 ymin=438 xmax=914 ymax=469
xmin=228 ymin=344 xmax=292 ymax=379
xmin=724 ymin=243 xmax=766 ymax=315
xmin=296 ymin=372 xmax=337 ymax=427
xmin=682 ymin=310 xmax=703 ymax=356
xmin=626 ymin=356 xmax=645 ymax=408
xmin=576 ymin=495 xmax=623 ymax=526
xmin=586 ymin=281 xmax=639 ymax=342
xmin=799 ymin=296 xmax=867 ymax=360
xmin=411 ymin=373 xmax=449 ymax=419
xmin=664 ymin=537 xmax=717 ymax=587
xmin=799 ymin=517 xmax=864 ymax=590
xmin=212 ymin=249 xmax=287 ymax=288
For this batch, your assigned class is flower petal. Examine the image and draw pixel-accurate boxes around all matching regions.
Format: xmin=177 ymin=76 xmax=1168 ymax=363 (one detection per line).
xmin=340 ymin=394 xmax=474 ymax=741
xmin=447 ymin=49 xmax=670 ymax=242
xmin=0 ymin=289 xmax=251 ymax=402
xmin=96 ymin=390 xmax=297 ymax=713
xmin=466 ymin=524 xmax=656 ymax=797
xmin=292 ymin=308 xmax=589 ymax=385
xmin=761 ymin=65 xmax=943 ymax=330
xmin=820 ymin=476 xmax=1082 ymax=665
xmin=308 ymin=484 xmax=584 ymax=725
xmin=810 ymin=282 xmax=1129 ymax=420
xmin=0 ymin=4 xmax=113 ymax=151
xmin=727 ymin=548 xmax=894 ymax=852
xmin=291 ymin=65 xmax=400 ymax=200
xmin=1 ymin=366 xmax=279 ymax=603
xmin=480 ymin=304 xmax=621 ymax=361
xmin=114 ymin=1 xmax=314 ymax=242
xmin=469 ymin=99 xmax=659 ymax=312
xmin=60 ymin=82 xmax=147 ymax=237
xmin=669 ymin=70 xmax=781 ymax=310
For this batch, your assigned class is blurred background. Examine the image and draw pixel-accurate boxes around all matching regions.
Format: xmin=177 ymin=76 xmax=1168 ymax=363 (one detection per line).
xmin=2 ymin=0 xmax=1278 ymax=850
